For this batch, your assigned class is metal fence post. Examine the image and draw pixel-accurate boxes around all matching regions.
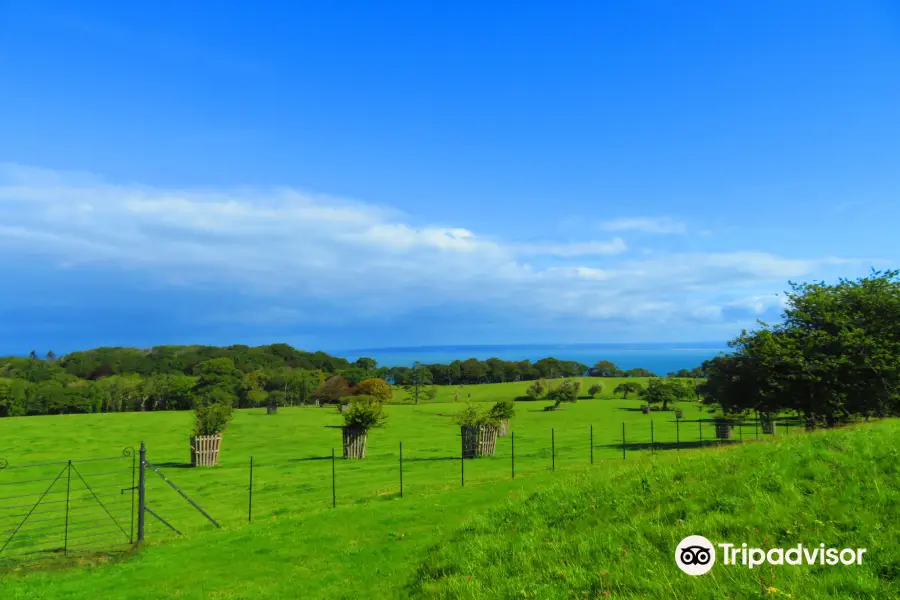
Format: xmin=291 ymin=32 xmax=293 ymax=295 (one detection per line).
xmin=248 ymin=456 xmax=254 ymax=523
xmin=676 ymin=415 xmax=680 ymax=450
xmin=590 ymin=425 xmax=594 ymax=465
xmin=63 ymin=460 xmax=72 ymax=555
xmin=331 ymin=448 xmax=336 ymax=508
xmin=699 ymin=419 xmax=703 ymax=446
xmin=551 ymin=428 xmax=555 ymax=471
xmin=137 ymin=441 xmax=146 ymax=543
xmin=650 ymin=420 xmax=655 ymax=454
xmin=399 ymin=442 xmax=403 ymax=499
xmin=511 ymin=431 xmax=515 ymax=479
xmin=755 ymin=420 xmax=759 ymax=440
xmin=739 ymin=422 xmax=743 ymax=442
xmin=622 ymin=423 xmax=626 ymax=459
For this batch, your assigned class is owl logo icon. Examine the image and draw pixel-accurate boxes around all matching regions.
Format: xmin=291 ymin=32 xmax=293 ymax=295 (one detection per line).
xmin=675 ymin=535 xmax=716 ymax=575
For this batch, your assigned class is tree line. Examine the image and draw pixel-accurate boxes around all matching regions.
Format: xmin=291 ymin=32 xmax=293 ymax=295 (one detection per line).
xmin=0 ymin=343 xmax=677 ymax=417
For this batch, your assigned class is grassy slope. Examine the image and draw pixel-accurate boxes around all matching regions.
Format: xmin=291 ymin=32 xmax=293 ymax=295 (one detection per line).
xmin=412 ymin=420 xmax=900 ymax=599
xmin=2 ymin=421 xmax=895 ymax=598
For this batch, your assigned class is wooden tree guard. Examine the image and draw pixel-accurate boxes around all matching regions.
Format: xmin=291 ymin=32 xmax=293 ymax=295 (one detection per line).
xmin=675 ymin=409 xmax=684 ymax=419
xmin=190 ymin=434 xmax=222 ymax=467
xmin=461 ymin=425 xmax=499 ymax=458
xmin=715 ymin=420 xmax=734 ymax=440
xmin=267 ymin=405 xmax=278 ymax=415
xmin=497 ymin=419 xmax=510 ymax=437
xmin=342 ymin=426 xmax=368 ymax=459
xmin=761 ymin=416 xmax=775 ymax=434
xmin=641 ymin=406 xmax=650 ymax=415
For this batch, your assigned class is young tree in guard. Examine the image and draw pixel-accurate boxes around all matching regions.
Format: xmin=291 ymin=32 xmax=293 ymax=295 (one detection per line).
xmin=488 ymin=399 xmax=516 ymax=436
xmin=341 ymin=395 xmax=388 ymax=459
xmin=191 ymin=388 xmax=233 ymax=467
xmin=456 ymin=403 xmax=500 ymax=458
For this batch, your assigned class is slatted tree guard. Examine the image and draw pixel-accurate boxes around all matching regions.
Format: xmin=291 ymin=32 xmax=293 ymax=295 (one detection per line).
xmin=715 ymin=418 xmax=734 ymax=440
xmin=190 ymin=434 xmax=222 ymax=467
xmin=497 ymin=419 xmax=510 ymax=437
xmin=342 ymin=425 xmax=368 ymax=459
xmin=461 ymin=425 xmax=499 ymax=458
xmin=760 ymin=413 xmax=776 ymax=435
xmin=266 ymin=404 xmax=278 ymax=415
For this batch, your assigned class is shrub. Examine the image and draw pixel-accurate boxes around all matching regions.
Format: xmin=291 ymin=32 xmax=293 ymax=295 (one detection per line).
xmin=341 ymin=395 xmax=388 ymax=430
xmin=193 ymin=389 xmax=233 ymax=436
xmin=354 ymin=378 xmax=393 ymax=403
xmin=525 ymin=379 xmax=548 ymax=400
xmin=488 ymin=399 xmax=516 ymax=421
xmin=455 ymin=403 xmax=500 ymax=428
xmin=587 ymin=383 xmax=603 ymax=398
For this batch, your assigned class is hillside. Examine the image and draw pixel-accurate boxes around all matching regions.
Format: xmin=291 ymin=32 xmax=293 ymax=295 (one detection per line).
xmin=2 ymin=419 xmax=896 ymax=599
xmin=412 ymin=420 xmax=900 ymax=599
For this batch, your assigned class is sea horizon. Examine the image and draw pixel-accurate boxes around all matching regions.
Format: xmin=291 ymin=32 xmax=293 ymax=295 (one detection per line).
xmin=333 ymin=342 xmax=730 ymax=374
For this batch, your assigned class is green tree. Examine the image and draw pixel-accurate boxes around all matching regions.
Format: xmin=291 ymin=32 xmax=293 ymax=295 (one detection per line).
xmin=639 ymin=378 xmax=688 ymax=411
xmin=548 ymin=379 xmax=581 ymax=409
xmin=402 ymin=362 xmax=433 ymax=404
xmin=613 ymin=381 xmax=643 ymax=398
xmin=311 ymin=375 xmax=351 ymax=405
xmin=354 ymin=357 xmax=377 ymax=375
xmin=591 ymin=360 xmax=621 ymax=377
xmin=587 ymin=383 xmax=603 ymax=398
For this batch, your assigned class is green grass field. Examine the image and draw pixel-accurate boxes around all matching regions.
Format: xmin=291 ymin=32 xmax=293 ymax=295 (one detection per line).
xmin=1 ymin=378 xmax=866 ymax=599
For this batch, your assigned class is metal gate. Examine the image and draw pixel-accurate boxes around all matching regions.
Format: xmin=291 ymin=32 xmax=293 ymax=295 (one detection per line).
xmin=0 ymin=449 xmax=136 ymax=565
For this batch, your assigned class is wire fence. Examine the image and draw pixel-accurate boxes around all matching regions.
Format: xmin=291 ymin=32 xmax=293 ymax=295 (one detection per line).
xmin=0 ymin=415 xmax=804 ymax=565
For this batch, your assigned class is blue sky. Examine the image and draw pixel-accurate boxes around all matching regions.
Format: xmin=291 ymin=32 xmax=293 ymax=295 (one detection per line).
xmin=1 ymin=0 xmax=898 ymax=354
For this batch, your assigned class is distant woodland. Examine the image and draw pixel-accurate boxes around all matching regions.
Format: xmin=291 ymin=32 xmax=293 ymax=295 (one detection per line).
xmin=0 ymin=344 xmax=695 ymax=417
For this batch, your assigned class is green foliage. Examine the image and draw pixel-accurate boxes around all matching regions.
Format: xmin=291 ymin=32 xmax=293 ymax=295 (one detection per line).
xmin=548 ymin=379 xmax=581 ymax=408
xmin=488 ymin=399 xmax=516 ymax=421
xmin=454 ymin=403 xmax=500 ymax=428
xmin=192 ymin=388 xmax=234 ymax=436
xmin=701 ymin=270 xmax=900 ymax=424
xmin=590 ymin=360 xmax=623 ymax=377
xmin=354 ymin=378 xmax=393 ymax=403
xmin=341 ymin=395 xmax=388 ymax=430
xmin=587 ymin=383 xmax=603 ymax=398
xmin=639 ymin=378 xmax=691 ymax=410
xmin=614 ymin=381 xmax=643 ymax=398
xmin=525 ymin=379 xmax=548 ymax=400
xmin=400 ymin=362 xmax=433 ymax=404
xmin=311 ymin=375 xmax=351 ymax=404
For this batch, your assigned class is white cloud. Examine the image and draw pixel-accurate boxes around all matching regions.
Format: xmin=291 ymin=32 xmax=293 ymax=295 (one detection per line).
xmin=599 ymin=217 xmax=687 ymax=234
xmin=513 ymin=238 xmax=627 ymax=257
xmin=0 ymin=163 xmax=874 ymax=329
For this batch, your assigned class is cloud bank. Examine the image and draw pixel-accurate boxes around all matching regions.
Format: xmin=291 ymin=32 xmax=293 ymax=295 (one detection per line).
xmin=0 ymin=164 xmax=872 ymax=338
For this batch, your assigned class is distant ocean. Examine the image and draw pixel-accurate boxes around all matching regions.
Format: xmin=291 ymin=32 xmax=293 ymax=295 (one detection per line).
xmin=335 ymin=343 xmax=729 ymax=375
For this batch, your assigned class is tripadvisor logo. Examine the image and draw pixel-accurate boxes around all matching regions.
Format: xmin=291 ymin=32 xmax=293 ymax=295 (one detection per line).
xmin=675 ymin=535 xmax=716 ymax=575
xmin=675 ymin=536 xmax=867 ymax=575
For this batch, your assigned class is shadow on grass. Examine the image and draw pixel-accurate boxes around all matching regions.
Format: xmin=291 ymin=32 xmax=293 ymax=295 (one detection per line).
xmin=155 ymin=462 xmax=194 ymax=469
xmin=402 ymin=456 xmax=459 ymax=463
xmin=595 ymin=439 xmax=743 ymax=452
xmin=287 ymin=456 xmax=333 ymax=463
